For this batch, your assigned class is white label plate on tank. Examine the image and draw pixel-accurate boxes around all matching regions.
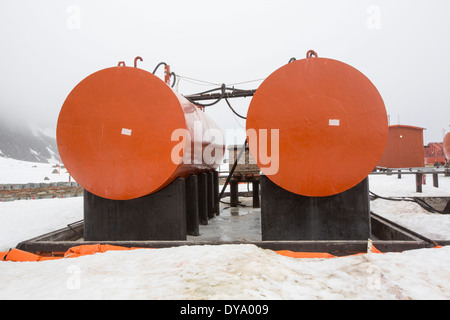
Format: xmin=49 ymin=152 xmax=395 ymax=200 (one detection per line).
xmin=329 ymin=119 xmax=340 ymax=126
xmin=121 ymin=128 xmax=132 ymax=136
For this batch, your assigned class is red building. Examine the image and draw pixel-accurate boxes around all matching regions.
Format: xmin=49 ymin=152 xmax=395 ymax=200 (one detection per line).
xmin=377 ymin=125 xmax=425 ymax=168
xmin=424 ymin=142 xmax=445 ymax=165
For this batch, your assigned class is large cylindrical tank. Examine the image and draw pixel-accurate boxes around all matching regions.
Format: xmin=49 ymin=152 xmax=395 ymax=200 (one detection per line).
xmin=246 ymin=54 xmax=388 ymax=197
xmin=444 ymin=132 xmax=450 ymax=161
xmin=57 ymin=65 xmax=224 ymax=200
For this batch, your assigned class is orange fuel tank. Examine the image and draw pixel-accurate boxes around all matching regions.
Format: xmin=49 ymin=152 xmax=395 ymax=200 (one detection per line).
xmin=246 ymin=53 xmax=388 ymax=197
xmin=444 ymin=132 xmax=450 ymax=161
xmin=57 ymin=65 xmax=224 ymax=200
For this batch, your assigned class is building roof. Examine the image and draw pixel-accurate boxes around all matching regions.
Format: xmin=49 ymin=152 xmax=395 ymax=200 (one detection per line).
xmin=389 ymin=124 xmax=426 ymax=130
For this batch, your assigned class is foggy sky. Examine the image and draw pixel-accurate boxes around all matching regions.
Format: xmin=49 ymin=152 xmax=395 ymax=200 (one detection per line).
xmin=0 ymin=0 xmax=449 ymax=144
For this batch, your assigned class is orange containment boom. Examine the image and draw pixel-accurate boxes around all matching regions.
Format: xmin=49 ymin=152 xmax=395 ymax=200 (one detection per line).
xmin=57 ymin=63 xmax=224 ymax=200
xmin=246 ymin=51 xmax=388 ymax=197
xmin=444 ymin=132 xmax=450 ymax=162
xmin=0 ymin=243 xmax=390 ymax=262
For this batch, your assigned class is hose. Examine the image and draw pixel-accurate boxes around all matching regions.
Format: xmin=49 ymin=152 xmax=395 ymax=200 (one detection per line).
xmin=152 ymin=62 xmax=167 ymax=75
xmin=169 ymin=72 xmax=177 ymax=88
xmin=224 ymin=98 xmax=246 ymax=119
xmin=185 ymin=84 xmax=227 ymax=107
xmin=369 ymin=191 xmax=445 ymax=214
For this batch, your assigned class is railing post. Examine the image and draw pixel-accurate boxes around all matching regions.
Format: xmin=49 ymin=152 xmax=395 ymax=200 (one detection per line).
xmin=415 ymin=172 xmax=423 ymax=193
xmin=433 ymin=173 xmax=439 ymax=188
xmin=230 ymin=180 xmax=239 ymax=207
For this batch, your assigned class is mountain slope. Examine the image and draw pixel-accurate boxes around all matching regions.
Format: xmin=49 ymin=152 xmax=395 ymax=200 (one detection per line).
xmin=0 ymin=119 xmax=60 ymax=164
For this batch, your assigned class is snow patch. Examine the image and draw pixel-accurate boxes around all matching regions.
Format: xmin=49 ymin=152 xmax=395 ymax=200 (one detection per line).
xmin=0 ymin=161 xmax=450 ymax=299
xmin=0 ymin=157 xmax=70 ymax=184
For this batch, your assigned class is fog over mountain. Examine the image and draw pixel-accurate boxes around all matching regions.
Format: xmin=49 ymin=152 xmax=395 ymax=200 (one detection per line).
xmin=1 ymin=1 xmax=449 ymax=146
xmin=0 ymin=116 xmax=60 ymax=164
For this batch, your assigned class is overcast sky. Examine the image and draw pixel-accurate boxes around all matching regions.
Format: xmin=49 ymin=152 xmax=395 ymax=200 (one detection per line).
xmin=0 ymin=0 xmax=449 ymax=144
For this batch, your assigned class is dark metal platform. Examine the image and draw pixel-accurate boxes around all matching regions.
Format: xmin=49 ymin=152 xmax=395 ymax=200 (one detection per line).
xmin=15 ymin=213 xmax=450 ymax=257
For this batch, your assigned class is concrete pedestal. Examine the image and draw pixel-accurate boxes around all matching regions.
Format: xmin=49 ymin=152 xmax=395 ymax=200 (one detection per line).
xmin=260 ymin=176 xmax=371 ymax=241
xmin=84 ymin=178 xmax=187 ymax=241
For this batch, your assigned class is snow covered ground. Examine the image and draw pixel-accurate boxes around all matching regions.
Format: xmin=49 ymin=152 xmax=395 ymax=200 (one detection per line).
xmin=0 ymin=157 xmax=70 ymax=184
xmin=0 ymin=158 xmax=450 ymax=300
xmin=369 ymin=172 xmax=450 ymax=197
xmin=0 ymin=197 xmax=83 ymax=251
xmin=1 ymin=243 xmax=450 ymax=300
xmin=371 ymin=199 xmax=450 ymax=240
xmin=369 ymin=173 xmax=450 ymax=240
